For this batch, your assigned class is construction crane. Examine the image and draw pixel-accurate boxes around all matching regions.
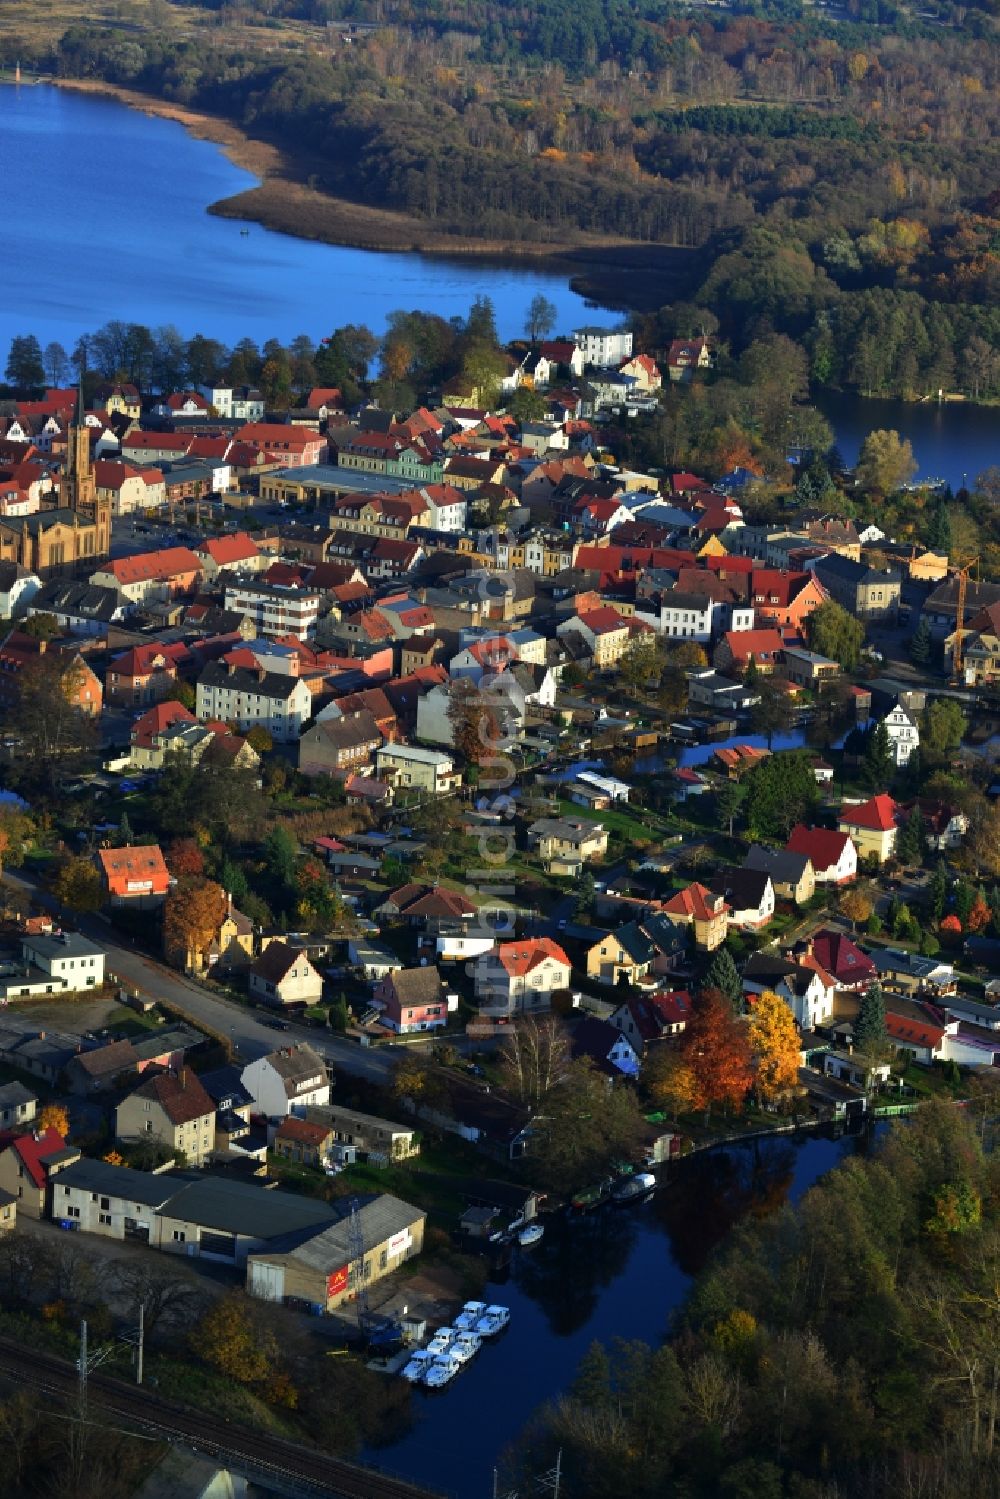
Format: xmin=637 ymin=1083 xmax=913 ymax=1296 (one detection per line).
xmin=951 ymin=556 xmax=979 ymax=681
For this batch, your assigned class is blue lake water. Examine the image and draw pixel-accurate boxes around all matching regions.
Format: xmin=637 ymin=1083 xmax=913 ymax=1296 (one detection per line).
xmin=363 ymin=1125 xmax=886 ymax=1498
xmin=0 ymin=82 xmax=613 ymax=351
xmin=2 ymin=82 xmax=997 ymax=496
xmin=815 ymin=388 xmax=999 ymax=492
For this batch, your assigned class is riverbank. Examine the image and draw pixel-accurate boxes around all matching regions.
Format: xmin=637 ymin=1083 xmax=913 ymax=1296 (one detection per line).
xmin=52 ymin=78 xmax=695 ymax=313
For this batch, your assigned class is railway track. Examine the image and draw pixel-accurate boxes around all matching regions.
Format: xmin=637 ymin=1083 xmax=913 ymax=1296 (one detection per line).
xmin=0 ymin=1337 xmax=442 ymax=1499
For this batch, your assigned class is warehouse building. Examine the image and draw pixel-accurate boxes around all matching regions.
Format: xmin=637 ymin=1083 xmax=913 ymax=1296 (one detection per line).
xmin=246 ymin=1194 xmax=425 ymax=1310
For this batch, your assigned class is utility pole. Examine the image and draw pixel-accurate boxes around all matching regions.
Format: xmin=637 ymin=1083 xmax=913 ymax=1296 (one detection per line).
xmin=78 ymin=1318 xmax=88 ymax=1409
xmin=136 ymin=1302 xmax=145 ymax=1386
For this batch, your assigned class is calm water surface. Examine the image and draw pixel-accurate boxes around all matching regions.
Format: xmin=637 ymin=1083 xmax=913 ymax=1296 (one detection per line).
xmin=365 ymin=1125 xmax=884 ymax=1498
xmin=816 ymin=389 xmax=999 ymax=492
xmin=4 ymin=84 xmax=997 ymax=494
xmin=0 ymin=83 xmax=611 ymax=349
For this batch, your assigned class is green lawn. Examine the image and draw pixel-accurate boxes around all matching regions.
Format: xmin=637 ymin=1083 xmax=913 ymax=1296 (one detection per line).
xmin=556 ymin=798 xmax=662 ymax=845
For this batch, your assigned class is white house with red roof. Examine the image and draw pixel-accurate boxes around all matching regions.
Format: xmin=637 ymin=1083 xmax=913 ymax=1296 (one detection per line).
xmin=802 ymin=930 xmax=876 ymax=990
xmin=786 ymin=825 xmax=858 ymax=884
xmin=120 ymin=431 xmax=194 ymax=465
xmin=473 ymin=938 xmax=571 ymax=1018
xmin=91 ymin=546 xmax=202 ymax=604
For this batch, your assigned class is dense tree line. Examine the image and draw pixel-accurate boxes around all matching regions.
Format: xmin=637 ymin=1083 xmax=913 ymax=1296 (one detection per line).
xmin=508 ymin=1100 xmax=1000 ymax=1499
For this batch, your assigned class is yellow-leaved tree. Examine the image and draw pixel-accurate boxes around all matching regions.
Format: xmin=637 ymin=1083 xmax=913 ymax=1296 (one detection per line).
xmin=643 ymin=1046 xmax=703 ymax=1121
xmin=748 ymin=990 xmax=801 ymax=1105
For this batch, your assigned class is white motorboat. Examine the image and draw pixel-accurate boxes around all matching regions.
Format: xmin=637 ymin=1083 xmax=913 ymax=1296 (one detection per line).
xmin=426 ymin=1327 xmax=457 ymax=1357
xmin=611 ymin=1171 xmax=657 ymax=1204
xmin=424 ymin=1352 xmax=462 ymax=1389
xmin=454 ymin=1301 xmax=487 ymax=1332
xmin=518 ymin=1223 xmax=545 ymax=1247
xmin=451 ymin=1331 xmax=481 ymax=1364
xmin=475 ymin=1304 xmax=511 ymax=1337
xmin=400 ymin=1350 xmax=434 ymax=1383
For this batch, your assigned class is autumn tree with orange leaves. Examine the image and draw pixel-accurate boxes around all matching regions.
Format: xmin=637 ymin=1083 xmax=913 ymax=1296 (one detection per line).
xmin=166 ymin=838 xmax=205 ymax=879
xmin=163 ymin=877 xmax=227 ymax=970
xmin=681 ymin=988 xmax=753 ymax=1117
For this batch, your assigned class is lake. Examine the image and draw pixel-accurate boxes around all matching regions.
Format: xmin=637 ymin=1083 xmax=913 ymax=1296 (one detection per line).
xmin=0 ymin=82 xmax=613 ymax=350
xmin=362 ymin=1124 xmax=885 ymax=1498
xmin=816 ymin=389 xmax=999 ymax=493
xmin=3 ymin=82 xmax=997 ymax=493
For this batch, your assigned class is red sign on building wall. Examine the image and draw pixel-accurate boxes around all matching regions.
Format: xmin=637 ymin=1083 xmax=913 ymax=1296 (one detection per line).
xmin=326 ymin=1264 xmax=349 ymax=1299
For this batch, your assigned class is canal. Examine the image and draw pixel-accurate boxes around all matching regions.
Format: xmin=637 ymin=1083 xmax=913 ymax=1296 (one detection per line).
xmin=363 ymin=1123 xmax=887 ymax=1498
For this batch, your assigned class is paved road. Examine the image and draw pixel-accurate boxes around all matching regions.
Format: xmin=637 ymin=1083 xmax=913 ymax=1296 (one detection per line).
xmin=6 ymin=872 xmax=399 ymax=1085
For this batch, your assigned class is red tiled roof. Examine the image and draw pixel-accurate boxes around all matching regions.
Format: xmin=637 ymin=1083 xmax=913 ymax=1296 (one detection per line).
xmin=839 ymin=795 xmax=899 ymax=833
xmin=97 ymin=845 xmax=169 ymax=892
xmin=198 ymin=533 xmax=260 ymax=566
xmin=577 ymin=606 xmax=629 ymax=635
xmin=131 ymin=700 xmax=196 ymax=749
xmin=104 ymin=547 xmax=201 ymax=585
xmin=885 ymin=1014 xmax=943 ymax=1050
xmin=721 ymin=628 xmax=784 ymax=662
xmin=9 ymin=1129 xmax=68 ymax=1189
xmin=663 ymin=882 xmax=726 ymax=923
xmin=275 ymin=1116 xmax=331 ymax=1146
xmin=786 ymin=825 xmax=854 ymax=872
xmin=496 ymin=938 xmax=570 ymax=977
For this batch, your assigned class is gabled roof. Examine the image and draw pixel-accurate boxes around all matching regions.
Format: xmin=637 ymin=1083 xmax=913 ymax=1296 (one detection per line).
xmin=131 ymin=700 xmax=196 ymax=749
xmin=838 ymin=794 xmax=899 ymax=833
xmin=103 ymin=547 xmax=201 ymax=585
xmin=97 ymin=845 xmax=169 ymax=887
xmin=786 ymin=825 xmax=854 ymax=870
xmin=5 ymin=1128 xmax=70 ymax=1189
xmin=127 ymin=1068 xmax=213 ymax=1126
xmin=251 ymin=941 xmax=315 ymax=986
xmin=385 ymin=966 xmax=444 ymax=1005
xmin=275 ymin=1116 xmax=332 ymax=1148
xmin=620 ymin=990 xmax=691 ymax=1039
xmin=663 ymin=883 xmax=726 ymax=923
xmin=494 ymin=939 xmax=570 ymax=977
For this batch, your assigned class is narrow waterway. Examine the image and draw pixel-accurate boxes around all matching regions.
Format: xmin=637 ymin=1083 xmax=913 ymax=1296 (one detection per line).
xmin=363 ymin=1123 xmax=886 ymax=1498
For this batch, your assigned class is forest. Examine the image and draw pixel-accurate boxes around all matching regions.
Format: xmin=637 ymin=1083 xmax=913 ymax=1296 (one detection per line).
xmin=508 ymin=1100 xmax=1000 ymax=1499
xmin=1 ymin=0 xmax=996 ymax=400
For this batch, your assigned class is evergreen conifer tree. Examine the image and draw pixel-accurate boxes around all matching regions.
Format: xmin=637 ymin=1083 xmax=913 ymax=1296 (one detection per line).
xmin=704 ymin=946 xmax=744 ymax=1013
xmin=909 ymin=615 xmax=932 ymax=668
xmin=854 ymin=982 xmax=887 ymax=1056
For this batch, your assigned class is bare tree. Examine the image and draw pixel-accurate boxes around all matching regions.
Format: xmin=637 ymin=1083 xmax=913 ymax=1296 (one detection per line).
xmin=108 ymin=1258 xmax=205 ymax=1340
xmin=498 ymin=1015 xmax=571 ymax=1108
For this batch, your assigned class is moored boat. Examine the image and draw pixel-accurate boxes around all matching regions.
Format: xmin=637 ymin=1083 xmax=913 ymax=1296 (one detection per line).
xmin=475 ymin=1304 xmax=510 ymax=1337
xmin=426 ymin=1327 xmax=457 ymax=1357
xmin=400 ymin=1349 xmax=434 ymax=1383
xmin=518 ymin=1223 xmax=545 ymax=1247
xmin=451 ymin=1331 xmax=481 ymax=1364
xmin=611 ymin=1171 xmax=657 ymax=1203
xmin=424 ymin=1351 xmax=462 ymax=1389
